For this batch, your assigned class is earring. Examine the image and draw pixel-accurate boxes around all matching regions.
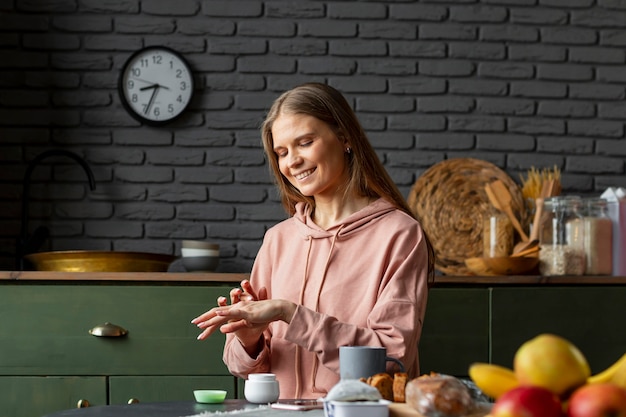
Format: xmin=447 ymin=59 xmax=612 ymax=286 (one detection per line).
xmin=345 ymin=147 xmax=351 ymax=154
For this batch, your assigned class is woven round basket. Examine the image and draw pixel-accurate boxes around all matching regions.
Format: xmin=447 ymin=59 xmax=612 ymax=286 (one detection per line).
xmin=408 ymin=158 xmax=526 ymax=276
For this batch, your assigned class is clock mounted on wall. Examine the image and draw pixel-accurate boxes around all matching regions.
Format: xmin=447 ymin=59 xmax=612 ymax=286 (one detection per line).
xmin=118 ymin=46 xmax=194 ymax=126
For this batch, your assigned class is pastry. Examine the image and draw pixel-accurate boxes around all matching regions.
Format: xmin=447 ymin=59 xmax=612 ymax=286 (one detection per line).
xmin=393 ymin=372 xmax=408 ymax=402
xmin=405 ymin=373 xmax=474 ymax=417
xmin=366 ymin=373 xmax=394 ymax=401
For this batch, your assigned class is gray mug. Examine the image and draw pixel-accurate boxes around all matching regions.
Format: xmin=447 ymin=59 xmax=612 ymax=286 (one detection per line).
xmin=339 ymin=346 xmax=405 ymax=380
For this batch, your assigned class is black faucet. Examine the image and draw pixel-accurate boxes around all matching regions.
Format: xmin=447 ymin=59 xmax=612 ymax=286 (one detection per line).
xmin=16 ymin=149 xmax=96 ymax=270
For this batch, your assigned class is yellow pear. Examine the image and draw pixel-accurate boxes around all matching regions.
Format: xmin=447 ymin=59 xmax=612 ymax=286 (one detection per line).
xmin=513 ymin=333 xmax=590 ymax=397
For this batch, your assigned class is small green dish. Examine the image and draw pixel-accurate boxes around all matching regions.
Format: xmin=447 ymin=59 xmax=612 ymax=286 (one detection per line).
xmin=193 ymin=389 xmax=227 ymax=404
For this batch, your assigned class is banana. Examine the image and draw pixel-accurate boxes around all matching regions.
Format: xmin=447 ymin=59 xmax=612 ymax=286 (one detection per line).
xmin=469 ymin=362 xmax=520 ymax=400
xmin=587 ymin=352 xmax=626 ymax=385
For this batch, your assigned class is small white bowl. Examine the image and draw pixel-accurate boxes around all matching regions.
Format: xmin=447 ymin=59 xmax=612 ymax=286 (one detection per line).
xmin=182 ymin=240 xmax=220 ymax=250
xmin=182 ymin=256 xmax=219 ymax=272
xmin=181 ymin=247 xmax=220 ymax=257
xmin=323 ymin=400 xmax=391 ymax=417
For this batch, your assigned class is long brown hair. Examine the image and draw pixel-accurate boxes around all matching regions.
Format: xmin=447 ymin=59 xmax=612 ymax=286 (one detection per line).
xmin=261 ymin=82 xmax=435 ymax=280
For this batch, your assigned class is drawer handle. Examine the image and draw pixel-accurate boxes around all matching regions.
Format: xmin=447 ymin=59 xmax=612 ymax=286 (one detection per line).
xmin=77 ymin=399 xmax=90 ymax=408
xmin=88 ymin=322 xmax=128 ymax=337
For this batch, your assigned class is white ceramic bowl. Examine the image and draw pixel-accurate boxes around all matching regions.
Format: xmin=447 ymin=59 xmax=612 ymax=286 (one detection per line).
xmin=323 ymin=400 xmax=391 ymax=417
xmin=182 ymin=256 xmax=219 ymax=272
xmin=182 ymin=240 xmax=220 ymax=250
xmin=181 ymin=247 xmax=220 ymax=257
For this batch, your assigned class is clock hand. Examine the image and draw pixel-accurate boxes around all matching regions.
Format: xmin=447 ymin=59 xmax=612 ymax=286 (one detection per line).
xmin=140 ymin=84 xmax=158 ymax=91
xmin=144 ymin=85 xmax=160 ymax=115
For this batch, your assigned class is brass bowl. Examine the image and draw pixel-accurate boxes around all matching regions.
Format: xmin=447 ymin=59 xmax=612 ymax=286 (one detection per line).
xmin=24 ymin=251 xmax=177 ymax=272
xmin=464 ymin=256 xmax=539 ymax=276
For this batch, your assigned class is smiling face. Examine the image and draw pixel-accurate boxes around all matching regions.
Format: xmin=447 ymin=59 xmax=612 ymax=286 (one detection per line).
xmin=271 ymin=112 xmax=349 ymax=201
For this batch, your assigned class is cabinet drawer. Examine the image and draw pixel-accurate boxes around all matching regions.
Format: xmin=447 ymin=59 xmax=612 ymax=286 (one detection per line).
xmin=491 ymin=287 xmax=626 ymax=373
xmin=0 ymin=376 xmax=106 ymax=417
xmin=109 ymin=375 xmax=236 ymax=404
xmin=419 ymin=288 xmax=489 ymax=377
xmin=0 ymin=285 xmax=231 ymax=375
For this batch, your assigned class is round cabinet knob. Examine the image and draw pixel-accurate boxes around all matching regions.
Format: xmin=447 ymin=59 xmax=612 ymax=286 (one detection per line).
xmin=77 ymin=399 xmax=90 ymax=408
xmin=128 ymin=398 xmax=140 ymax=404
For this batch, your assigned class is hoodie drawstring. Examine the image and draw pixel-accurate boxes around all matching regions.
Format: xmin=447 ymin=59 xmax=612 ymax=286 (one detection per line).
xmin=293 ymin=227 xmax=342 ymax=396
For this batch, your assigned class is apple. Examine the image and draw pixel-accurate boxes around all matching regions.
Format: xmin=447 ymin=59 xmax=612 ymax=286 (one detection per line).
xmin=567 ymin=383 xmax=626 ymax=417
xmin=489 ymin=386 xmax=563 ymax=417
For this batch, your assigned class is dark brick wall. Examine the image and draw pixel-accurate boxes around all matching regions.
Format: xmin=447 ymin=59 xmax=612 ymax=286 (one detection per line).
xmin=0 ymin=0 xmax=625 ymax=272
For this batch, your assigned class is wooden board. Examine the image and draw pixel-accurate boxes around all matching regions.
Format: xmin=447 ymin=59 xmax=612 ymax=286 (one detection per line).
xmin=389 ymin=402 xmax=491 ymax=417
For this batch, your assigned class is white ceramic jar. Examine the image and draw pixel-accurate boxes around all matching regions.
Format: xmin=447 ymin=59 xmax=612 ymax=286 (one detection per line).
xmin=244 ymin=373 xmax=280 ymax=403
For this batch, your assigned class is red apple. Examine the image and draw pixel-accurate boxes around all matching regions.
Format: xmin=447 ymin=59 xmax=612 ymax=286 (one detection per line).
xmin=490 ymin=386 xmax=563 ymax=417
xmin=567 ymin=383 xmax=626 ymax=417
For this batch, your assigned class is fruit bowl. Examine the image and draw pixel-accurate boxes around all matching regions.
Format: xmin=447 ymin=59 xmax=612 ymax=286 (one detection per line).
xmin=464 ymin=256 xmax=538 ymax=276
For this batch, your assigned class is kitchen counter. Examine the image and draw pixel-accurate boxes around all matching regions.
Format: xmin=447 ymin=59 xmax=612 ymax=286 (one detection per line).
xmin=1 ymin=271 xmax=625 ymax=285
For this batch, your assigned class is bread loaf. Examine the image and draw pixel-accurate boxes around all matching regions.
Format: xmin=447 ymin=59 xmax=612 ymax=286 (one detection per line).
xmin=405 ymin=373 xmax=474 ymax=417
xmin=366 ymin=373 xmax=394 ymax=401
xmin=393 ymin=372 xmax=408 ymax=402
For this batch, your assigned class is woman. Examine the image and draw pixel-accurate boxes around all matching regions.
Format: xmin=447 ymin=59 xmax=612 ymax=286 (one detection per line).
xmin=192 ymin=83 xmax=434 ymax=399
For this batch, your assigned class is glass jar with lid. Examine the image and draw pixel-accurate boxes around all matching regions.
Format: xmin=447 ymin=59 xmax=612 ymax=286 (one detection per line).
xmin=538 ymin=196 xmax=586 ymax=276
xmin=582 ymin=198 xmax=613 ymax=275
xmin=483 ymin=209 xmax=513 ymax=258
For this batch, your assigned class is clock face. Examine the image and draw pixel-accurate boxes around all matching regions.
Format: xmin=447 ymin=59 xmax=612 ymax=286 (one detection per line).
xmin=119 ymin=46 xmax=194 ymax=125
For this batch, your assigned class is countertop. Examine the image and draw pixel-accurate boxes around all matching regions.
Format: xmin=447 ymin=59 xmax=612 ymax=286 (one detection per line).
xmin=1 ymin=271 xmax=625 ymax=285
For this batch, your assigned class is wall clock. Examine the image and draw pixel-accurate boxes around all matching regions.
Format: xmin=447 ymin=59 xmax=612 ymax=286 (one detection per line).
xmin=119 ymin=46 xmax=194 ymax=126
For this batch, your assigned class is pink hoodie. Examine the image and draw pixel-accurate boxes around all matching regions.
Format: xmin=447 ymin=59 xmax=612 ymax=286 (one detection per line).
xmin=222 ymin=198 xmax=430 ymax=399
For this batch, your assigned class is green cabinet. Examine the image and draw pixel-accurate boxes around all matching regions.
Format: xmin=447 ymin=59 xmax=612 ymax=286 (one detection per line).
xmin=491 ymin=286 xmax=626 ymax=373
xmin=0 ymin=283 xmax=235 ymax=417
xmin=419 ymin=288 xmax=490 ymax=376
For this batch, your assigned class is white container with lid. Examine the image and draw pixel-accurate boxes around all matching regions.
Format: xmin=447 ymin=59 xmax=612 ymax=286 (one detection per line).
xmin=244 ymin=373 xmax=280 ymax=404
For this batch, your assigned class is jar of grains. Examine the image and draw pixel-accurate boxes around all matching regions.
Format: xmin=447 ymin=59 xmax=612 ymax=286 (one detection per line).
xmin=582 ymin=198 xmax=613 ymax=275
xmin=538 ymin=196 xmax=586 ymax=276
xmin=483 ymin=210 xmax=513 ymax=257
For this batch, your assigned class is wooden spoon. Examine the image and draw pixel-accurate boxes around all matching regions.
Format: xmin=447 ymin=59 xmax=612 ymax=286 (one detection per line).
xmin=485 ymin=181 xmax=529 ymax=242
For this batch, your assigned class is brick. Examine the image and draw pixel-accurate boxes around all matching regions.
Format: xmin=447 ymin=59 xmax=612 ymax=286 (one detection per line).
xmin=568 ymin=120 xmax=624 ymax=138
xmin=115 ymin=166 xmax=173 ymax=183
xmin=389 ymin=41 xmax=446 ymax=58
xmin=238 ymin=56 xmax=296 ymax=73
xmin=449 ymin=116 xmax=506 ymax=132
xmin=237 ymin=203 xmax=285 ymax=221
xmin=209 ymin=38 xmax=267 ymax=55
xmin=476 ymin=98 xmax=534 ymax=115
xmin=55 ymin=202 xmax=113 ymax=219
xmin=178 ymin=19 xmax=235 ymax=36
xmin=599 ymin=102 xmax=626 ymax=119
xmin=569 ymin=47 xmax=625 ymax=64
xmin=540 ymin=27 xmax=597 ymax=45
xmin=145 ymin=222 xmax=207 ymax=239
xmin=388 ymin=114 xmax=445 ymax=132
xmin=209 ymin=223 xmax=265 ymax=239
xmin=510 ymin=81 xmax=567 ymax=98
xmin=86 ymin=221 xmax=143 ymax=238
xmin=235 ymin=167 xmax=273 ymax=184
xmin=146 ymin=149 xmax=205 ymax=166
xmin=328 ymin=2 xmax=387 ymax=19
xmin=142 ymin=0 xmax=199 ymax=16
xmin=416 ymin=133 xmax=474 ymax=150
xmin=418 ymin=97 xmax=474 ymax=113
xmin=50 ymin=53 xmax=112 ymax=70
xmin=537 ymin=101 xmax=595 ymax=118
xmin=537 ymin=64 xmax=593 ymax=81
xmin=330 ymin=77 xmax=387 ymax=93
xmin=90 ymin=185 xmax=147 ymax=202
xmin=177 ymin=203 xmax=235 ymax=220
xmin=567 ymin=156 xmax=624 ymax=174
xmin=210 ymin=185 xmax=266 ymax=203
xmin=509 ymin=44 xmax=567 ymax=62
xmin=265 ymin=2 xmax=324 ymax=18
xmin=0 ymin=14 xmax=49 ymax=31
xmin=360 ymin=22 xmax=417 ymax=40
xmin=419 ymin=60 xmax=475 ymax=77
xmin=202 ymin=0 xmax=262 ymax=17
xmin=270 ymin=39 xmax=326 ymax=56
xmin=368 ymin=132 xmax=414 ymax=150
xmin=149 ymin=186 xmax=208 ymax=202
xmin=389 ymin=4 xmax=447 ymax=21
xmin=52 ymin=91 xmax=112 ymax=107
xmin=177 ymin=166 xmax=233 ymax=184
xmin=204 ymin=111 xmax=265 ymax=129
xmin=114 ymin=18 xmax=176 ymax=34
xmin=537 ymin=136 xmax=594 ymax=154
xmin=359 ymin=59 xmax=416 ymax=76
xmin=449 ymin=42 xmax=506 ymax=60
xmin=478 ymin=62 xmax=534 ymax=79
xmin=239 ymin=20 xmax=296 ymax=37
xmin=597 ymin=139 xmax=626 ymax=156
xmin=450 ymin=5 xmax=508 ymax=22
xmin=203 ymin=74 xmax=265 ymax=91
xmin=508 ymin=117 xmax=565 ymax=135
xmin=297 ymin=57 xmax=356 ymax=75
xmin=419 ymin=23 xmax=477 ymax=41
xmin=84 ymin=148 xmax=142 ymax=164
xmin=357 ymin=96 xmax=414 ymax=112
xmin=114 ymin=129 xmax=172 ymax=146
xmin=80 ymin=0 xmax=139 ymax=13
xmin=298 ymin=21 xmax=357 ymax=38
xmin=329 ymin=40 xmax=387 ymax=56
xmin=449 ymin=79 xmax=507 ymax=96
xmin=54 ymin=129 xmax=113 ymax=146
xmin=571 ymin=9 xmax=626 ymax=28
xmin=176 ymin=130 xmax=235 ymax=147
xmin=511 ymin=8 xmax=568 ymax=24
xmin=52 ymin=16 xmax=112 ymax=32
xmin=477 ymin=134 xmax=535 ymax=151
xmin=18 ymin=0 xmax=76 ymax=13
xmin=569 ymin=83 xmax=626 ymax=100
xmin=601 ymin=30 xmax=626 ymax=47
